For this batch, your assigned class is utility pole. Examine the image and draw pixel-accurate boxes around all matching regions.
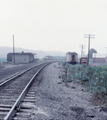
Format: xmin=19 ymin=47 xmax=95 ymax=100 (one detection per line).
xmin=80 ymin=44 xmax=85 ymax=58
xmin=105 ymin=47 xmax=107 ymax=64
xmin=81 ymin=45 xmax=83 ymax=58
xmin=84 ymin=34 xmax=95 ymax=65
xmin=13 ymin=35 xmax=15 ymax=64
xmin=105 ymin=47 xmax=107 ymax=56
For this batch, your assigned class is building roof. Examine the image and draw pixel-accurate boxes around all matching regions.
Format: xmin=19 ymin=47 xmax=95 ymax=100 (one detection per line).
xmin=7 ymin=52 xmax=36 ymax=56
xmin=67 ymin=52 xmax=78 ymax=55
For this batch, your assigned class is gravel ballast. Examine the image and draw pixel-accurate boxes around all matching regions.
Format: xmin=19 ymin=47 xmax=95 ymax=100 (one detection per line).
xmin=13 ymin=62 xmax=107 ymax=120
xmin=27 ymin=62 xmax=107 ymax=120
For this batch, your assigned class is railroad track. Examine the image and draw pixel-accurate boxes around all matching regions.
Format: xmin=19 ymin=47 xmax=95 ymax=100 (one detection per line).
xmin=0 ymin=62 xmax=52 ymax=120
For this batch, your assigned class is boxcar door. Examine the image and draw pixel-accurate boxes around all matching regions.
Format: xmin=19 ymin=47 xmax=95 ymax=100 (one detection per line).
xmin=72 ymin=55 xmax=75 ymax=62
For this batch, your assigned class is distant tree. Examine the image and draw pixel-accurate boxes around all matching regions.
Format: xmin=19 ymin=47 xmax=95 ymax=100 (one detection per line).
xmin=89 ymin=48 xmax=97 ymax=58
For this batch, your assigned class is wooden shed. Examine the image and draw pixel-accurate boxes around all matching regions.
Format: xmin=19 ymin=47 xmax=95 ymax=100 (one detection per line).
xmin=7 ymin=52 xmax=36 ymax=64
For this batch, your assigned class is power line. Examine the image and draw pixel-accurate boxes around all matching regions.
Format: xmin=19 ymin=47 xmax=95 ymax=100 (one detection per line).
xmin=84 ymin=34 xmax=95 ymax=65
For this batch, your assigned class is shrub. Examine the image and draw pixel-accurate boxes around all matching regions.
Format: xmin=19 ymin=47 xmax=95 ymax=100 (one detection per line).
xmin=59 ymin=61 xmax=107 ymax=99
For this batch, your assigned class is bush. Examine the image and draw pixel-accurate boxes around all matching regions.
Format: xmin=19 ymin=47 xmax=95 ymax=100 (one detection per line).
xmin=59 ymin=61 xmax=107 ymax=99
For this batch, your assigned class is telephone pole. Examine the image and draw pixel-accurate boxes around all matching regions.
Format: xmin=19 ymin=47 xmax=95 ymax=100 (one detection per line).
xmin=81 ymin=45 xmax=83 ymax=58
xmin=84 ymin=34 xmax=95 ymax=65
xmin=105 ymin=47 xmax=107 ymax=64
xmin=13 ymin=35 xmax=15 ymax=64
xmin=105 ymin=47 xmax=107 ymax=56
xmin=80 ymin=44 xmax=85 ymax=58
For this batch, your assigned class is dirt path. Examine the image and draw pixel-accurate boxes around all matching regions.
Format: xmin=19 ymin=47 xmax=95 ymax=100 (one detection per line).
xmin=28 ymin=62 xmax=107 ymax=120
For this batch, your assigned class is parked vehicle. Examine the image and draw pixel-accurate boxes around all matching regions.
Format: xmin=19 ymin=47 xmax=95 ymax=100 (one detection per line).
xmin=80 ymin=57 xmax=88 ymax=64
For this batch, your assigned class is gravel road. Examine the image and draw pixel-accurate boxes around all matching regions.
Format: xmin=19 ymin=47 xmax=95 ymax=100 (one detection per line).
xmin=27 ymin=62 xmax=107 ymax=120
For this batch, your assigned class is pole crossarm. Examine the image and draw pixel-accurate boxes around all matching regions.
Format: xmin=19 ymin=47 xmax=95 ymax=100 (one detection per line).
xmin=84 ymin=37 xmax=95 ymax=39
xmin=84 ymin=34 xmax=89 ymax=35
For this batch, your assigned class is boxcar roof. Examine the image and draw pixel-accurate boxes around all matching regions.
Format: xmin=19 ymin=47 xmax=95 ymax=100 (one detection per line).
xmin=67 ymin=52 xmax=78 ymax=55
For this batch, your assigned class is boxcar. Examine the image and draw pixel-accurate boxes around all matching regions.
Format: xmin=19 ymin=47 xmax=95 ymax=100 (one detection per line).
xmin=66 ymin=52 xmax=78 ymax=64
xmin=80 ymin=57 xmax=88 ymax=64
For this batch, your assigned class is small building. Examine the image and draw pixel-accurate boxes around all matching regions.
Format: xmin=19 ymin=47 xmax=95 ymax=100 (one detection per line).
xmin=43 ymin=56 xmax=53 ymax=60
xmin=93 ymin=58 xmax=106 ymax=63
xmin=92 ymin=53 xmax=106 ymax=63
xmin=7 ymin=52 xmax=36 ymax=64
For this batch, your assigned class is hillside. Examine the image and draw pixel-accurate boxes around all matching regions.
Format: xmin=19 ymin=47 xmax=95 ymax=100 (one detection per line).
xmin=0 ymin=46 xmax=66 ymax=59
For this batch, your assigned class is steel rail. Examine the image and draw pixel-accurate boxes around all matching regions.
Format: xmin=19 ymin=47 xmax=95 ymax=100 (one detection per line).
xmin=4 ymin=62 xmax=51 ymax=120
xmin=0 ymin=62 xmax=48 ymax=88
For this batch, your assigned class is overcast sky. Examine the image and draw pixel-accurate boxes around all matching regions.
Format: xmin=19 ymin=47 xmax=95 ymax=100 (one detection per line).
xmin=0 ymin=0 xmax=107 ymax=55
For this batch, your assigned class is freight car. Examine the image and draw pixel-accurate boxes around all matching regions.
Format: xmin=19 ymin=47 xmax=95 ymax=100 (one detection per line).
xmin=66 ymin=52 xmax=78 ymax=64
xmin=80 ymin=57 xmax=88 ymax=64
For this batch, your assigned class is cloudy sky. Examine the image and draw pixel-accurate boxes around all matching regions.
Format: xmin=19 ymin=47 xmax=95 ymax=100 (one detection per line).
xmin=0 ymin=0 xmax=107 ymax=55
